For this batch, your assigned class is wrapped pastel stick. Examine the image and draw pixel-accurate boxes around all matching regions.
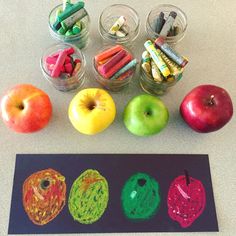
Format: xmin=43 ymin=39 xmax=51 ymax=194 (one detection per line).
xmin=109 ymin=16 xmax=126 ymax=35
xmin=144 ymin=40 xmax=170 ymax=77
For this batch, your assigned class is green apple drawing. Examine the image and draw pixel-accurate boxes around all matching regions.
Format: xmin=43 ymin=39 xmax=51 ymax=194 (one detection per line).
xmin=123 ymin=94 xmax=169 ymax=136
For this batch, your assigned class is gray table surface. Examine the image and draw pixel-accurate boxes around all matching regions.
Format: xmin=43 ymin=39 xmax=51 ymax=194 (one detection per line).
xmin=0 ymin=0 xmax=236 ymax=235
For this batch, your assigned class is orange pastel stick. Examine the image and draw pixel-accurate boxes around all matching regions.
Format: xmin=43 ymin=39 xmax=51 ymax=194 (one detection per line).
xmin=98 ymin=54 xmax=132 ymax=79
xmin=95 ymin=45 xmax=124 ymax=63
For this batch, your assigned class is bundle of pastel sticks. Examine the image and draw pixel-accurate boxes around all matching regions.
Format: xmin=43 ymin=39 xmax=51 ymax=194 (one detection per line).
xmin=94 ymin=45 xmax=137 ymax=81
xmin=142 ymin=37 xmax=188 ymax=83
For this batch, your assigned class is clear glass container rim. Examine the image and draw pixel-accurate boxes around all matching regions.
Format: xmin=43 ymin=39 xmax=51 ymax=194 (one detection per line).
xmin=146 ymin=4 xmax=188 ymax=40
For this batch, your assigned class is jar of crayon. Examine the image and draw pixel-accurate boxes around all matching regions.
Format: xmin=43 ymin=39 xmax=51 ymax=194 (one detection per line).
xmin=99 ymin=4 xmax=140 ymax=47
xmin=40 ymin=43 xmax=86 ymax=92
xmin=93 ymin=45 xmax=137 ymax=92
xmin=48 ymin=1 xmax=90 ymax=49
xmin=146 ymin=4 xmax=187 ymax=45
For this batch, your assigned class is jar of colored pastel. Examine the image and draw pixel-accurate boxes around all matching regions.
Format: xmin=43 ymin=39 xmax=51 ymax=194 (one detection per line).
xmin=48 ymin=1 xmax=90 ymax=49
xmin=146 ymin=4 xmax=187 ymax=45
xmin=40 ymin=43 xmax=86 ymax=92
xmin=99 ymin=4 xmax=140 ymax=47
xmin=93 ymin=45 xmax=138 ymax=92
xmin=139 ymin=39 xmax=188 ymax=95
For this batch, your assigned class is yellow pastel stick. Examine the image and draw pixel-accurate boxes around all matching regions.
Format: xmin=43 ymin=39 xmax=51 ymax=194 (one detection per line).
xmin=144 ymin=40 xmax=170 ymax=77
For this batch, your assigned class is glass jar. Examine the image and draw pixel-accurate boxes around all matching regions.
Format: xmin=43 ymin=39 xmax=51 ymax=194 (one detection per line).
xmin=99 ymin=4 xmax=140 ymax=47
xmin=93 ymin=45 xmax=137 ymax=92
xmin=146 ymin=4 xmax=187 ymax=45
xmin=48 ymin=4 xmax=90 ymax=49
xmin=40 ymin=43 xmax=86 ymax=92
xmin=139 ymin=64 xmax=182 ymax=96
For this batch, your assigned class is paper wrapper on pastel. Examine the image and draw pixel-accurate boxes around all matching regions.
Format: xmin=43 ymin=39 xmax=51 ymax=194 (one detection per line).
xmin=22 ymin=168 xmax=66 ymax=225
xmin=68 ymin=169 xmax=109 ymax=224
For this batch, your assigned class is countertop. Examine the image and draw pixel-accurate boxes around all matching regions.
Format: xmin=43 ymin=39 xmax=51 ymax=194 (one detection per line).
xmin=0 ymin=0 xmax=235 ymax=235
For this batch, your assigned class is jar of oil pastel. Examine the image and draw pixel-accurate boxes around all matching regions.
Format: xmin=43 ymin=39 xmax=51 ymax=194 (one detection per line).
xmin=139 ymin=38 xmax=188 ymax=96
xmin=98 ymin=4 xmax=140 ymax=48
xmin=48 ymin=1 xmax=90 ymax=49
xmin=93 ymin=45 xmax=137 ymax=92
xmin=146 ymin=4 xmax=187 ymax=45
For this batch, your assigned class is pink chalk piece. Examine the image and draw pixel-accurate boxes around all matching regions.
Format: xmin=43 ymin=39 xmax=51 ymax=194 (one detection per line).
xmin=65 ymin=63 xmax=73 ymax=74
xmin=51 ymin=47 xmax=75 ymax=58
xmin=98 ymin=54 xmax=132 ymax=79
xmin=72 ymin=62 xmax=81 ymax=76
xmin=99 ymin=49 xmax=127 ymax=74
xmin=46 ymin=56 xmax=57 ymax=64
xmin=51 ymin=50 xmax=67 ymax=78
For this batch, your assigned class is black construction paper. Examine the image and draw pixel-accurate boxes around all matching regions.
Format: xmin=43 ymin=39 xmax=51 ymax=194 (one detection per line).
xmin=8 ymin=154 xmax=219 ymax=234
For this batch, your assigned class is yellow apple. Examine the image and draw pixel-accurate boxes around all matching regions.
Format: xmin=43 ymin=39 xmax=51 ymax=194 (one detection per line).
xmin=68 ymin=88 xmax=116 ymax=135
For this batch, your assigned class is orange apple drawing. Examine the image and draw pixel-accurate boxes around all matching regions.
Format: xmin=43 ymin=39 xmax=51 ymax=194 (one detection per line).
xmin=0 ymin=84 xmax=52 ymax=133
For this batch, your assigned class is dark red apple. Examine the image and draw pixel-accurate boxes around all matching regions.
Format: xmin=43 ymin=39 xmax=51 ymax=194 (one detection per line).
xmin=180 ymin=84 xmax=233 ymax=133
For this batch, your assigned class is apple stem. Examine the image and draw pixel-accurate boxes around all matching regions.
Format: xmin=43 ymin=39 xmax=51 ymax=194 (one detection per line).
xmin=184 ymin=169 xmax=190 ymax=186
xmin=208 ymin=95 xmax=215 ymax=106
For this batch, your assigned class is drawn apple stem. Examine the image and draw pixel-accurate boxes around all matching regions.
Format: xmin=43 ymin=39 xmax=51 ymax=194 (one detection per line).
xmin=184 ymin=169 xmax=190 ymax=186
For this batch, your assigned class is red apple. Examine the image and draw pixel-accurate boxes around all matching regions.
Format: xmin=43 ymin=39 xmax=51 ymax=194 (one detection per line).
xmin=0 ymin=84 xmax=52 ymax=133
xmin=180 ymin=84 xmax=233 ymax=133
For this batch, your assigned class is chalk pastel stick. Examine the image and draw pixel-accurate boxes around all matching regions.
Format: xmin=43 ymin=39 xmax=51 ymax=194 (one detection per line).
xmin=110 ymin=59 xmax=137 ymax=80
xmin=117 ymin=69 xmax=133 ymax=81
xmin=160 ymin=11 xmax=177 ymax=37
xmin=51 ymin=50 xmax=67 ymax=77
xmin=46 ymin=55 xmax=71 ymax=64
xmin=95 ymin=45 xmax=123 ymax=63
xmin=99 ymin=49 xmax=127 ymax=74
xmin=98 ymin=54 xmax=132 ymax=79
xmin=52 ymin=47 xmax=75 ymax=58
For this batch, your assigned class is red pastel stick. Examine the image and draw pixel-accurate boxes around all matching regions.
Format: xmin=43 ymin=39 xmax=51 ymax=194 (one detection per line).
xmin=51 ymin=50 xmax=67 ymax=78
xmin=95 ymin=45 xmax=124 ymax=63
xmin=52 ymin=47 xmax=75 ymax=57
xmin=46 ymin=56 xmax=71 ymax=64
xmin=98 ymin=54 xmax=132 ymax=79
xmin=99 ymin=49 xmax=127 ymax=74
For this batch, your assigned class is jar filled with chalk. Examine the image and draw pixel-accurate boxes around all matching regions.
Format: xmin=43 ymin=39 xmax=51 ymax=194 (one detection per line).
xmin=48 ymin=0 xmax=90 ymax=49
xmin=40 ymin=43 xmax=86 ymax=92
xmin=139 ymin=38 xmax=188 ymax=95
xmin=99 ymin=4 xmax=140 ymax=47
xmin=146 ymin=4 xmax=187 ymax=45
xmin=93 ymin=45 xmax=138 ymax=92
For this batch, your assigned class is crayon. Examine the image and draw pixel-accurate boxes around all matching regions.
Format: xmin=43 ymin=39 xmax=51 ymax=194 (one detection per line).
xmin=98 ymin=54 xmax=132 ymax=79
xmin=144 ymin=40 xmax=170 ymax=77
xmin=110 ymin=59 xmax=137 ymax=80
xmin=72 ymin=62 xmax=81 ymax=76
xmin=160 ymin=11 xmax=177 ymax=37
xmin=142 ymin=62 xmax=151 ymax=74
xmin=95 ymin=45 xmax=123 ymax=63
xmin=99 ymin=49 xmax=127 ymax=74
xmin=155 ymin=37 xmax=188 ymax=67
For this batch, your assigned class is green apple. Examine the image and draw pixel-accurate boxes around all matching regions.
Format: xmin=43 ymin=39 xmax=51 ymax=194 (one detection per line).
xmin=123 ymin=94 xmax=169 ymax=136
